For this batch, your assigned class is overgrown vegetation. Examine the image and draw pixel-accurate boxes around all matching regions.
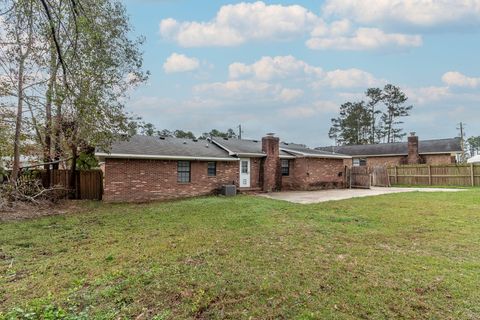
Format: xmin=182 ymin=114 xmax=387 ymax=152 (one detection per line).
xmin=0 ymin=172 xmax=64 ymax=211
xmin=0 ymin=0 xmax=148 ymax=190
xmin=1 ymin=191 xmax=479 ymax=319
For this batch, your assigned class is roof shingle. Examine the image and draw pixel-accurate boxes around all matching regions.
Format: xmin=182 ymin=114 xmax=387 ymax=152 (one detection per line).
xmin=318 ymin=138 xmax=462 ymax=157
xmin=97 ymin=135 xmax=233 ymax=159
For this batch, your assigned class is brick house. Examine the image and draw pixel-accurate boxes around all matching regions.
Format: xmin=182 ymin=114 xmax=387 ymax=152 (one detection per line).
xmin=96 ymin=134 xmax=351 ymax=202
xmin=318 ymin=134 xmax=462 ymax=168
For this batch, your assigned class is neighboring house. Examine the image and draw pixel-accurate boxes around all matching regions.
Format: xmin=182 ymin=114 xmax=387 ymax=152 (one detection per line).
xmin=467 ymin=155 xmax=480 ymax=164
xmin=96 ymin=134 xmax=351 ymax=202
xmin=318 ymin=134 xmax=462 ymax=167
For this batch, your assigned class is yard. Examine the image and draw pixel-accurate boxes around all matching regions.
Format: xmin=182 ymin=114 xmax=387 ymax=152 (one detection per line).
xmin=1 ymin=190 xmax=479 ymax=319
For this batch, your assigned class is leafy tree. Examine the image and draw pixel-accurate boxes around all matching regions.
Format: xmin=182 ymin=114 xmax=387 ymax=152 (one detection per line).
xmin=329 ymin=102 xmax=372 ymax=145
xmin=200 ymin=128 xmax=238 ymax=139
xmin=157 ymin=129 xmax=174 ymax=137
xmin=467 ymin=136 xmax=480 ymax=156
xmin=0 ymin=0 xmax=148 ymax=195
xmin=329 ymin=84 xmax=413 ymax=145
xmin=365 ymin=88 xmax=383 ymax=144
xmin=174 ymin=130 xmax=196 ymax=139
xmin=141 ymin=123 xmax=156 ymax=136
xmin=381 ymin=84 xmax=413 ymax=143
xmin=0 ymin=0 xmax=45 ymax=180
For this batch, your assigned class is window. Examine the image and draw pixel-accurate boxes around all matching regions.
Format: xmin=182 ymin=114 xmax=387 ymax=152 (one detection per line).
xmin=281 ymin=159 xmax=290 ymax=176
xmin=353 ymin=158 xmax=367 ymax=167
xmin=177 ymin=161 xmax=191 ymax=183
xmin=207 ymin=162 xmax=216 ymax=176
xmin=241 ymin=160 xmax=248 ymax=174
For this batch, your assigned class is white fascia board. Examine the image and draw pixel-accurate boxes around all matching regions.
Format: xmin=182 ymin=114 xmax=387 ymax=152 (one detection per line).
xmin=280 ymin=148 xmax=351 ymax=159
xmin=95 ymin=153 xmax=239 ymax=161
xmin=236 ymin=153 xmax=266 ymax=158
xmin=351 ymin=152 xmax=460 ymax=158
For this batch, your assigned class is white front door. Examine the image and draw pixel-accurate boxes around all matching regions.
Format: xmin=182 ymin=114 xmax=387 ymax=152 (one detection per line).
xmin=239 ymin=158 xmax=251 ymax=188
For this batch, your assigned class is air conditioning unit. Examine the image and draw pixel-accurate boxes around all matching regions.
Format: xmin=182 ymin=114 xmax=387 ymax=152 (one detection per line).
xmin=221 ymin=185 xmax=237 ymax=196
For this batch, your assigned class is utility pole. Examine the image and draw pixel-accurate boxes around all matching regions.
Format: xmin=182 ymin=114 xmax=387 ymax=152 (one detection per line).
xmin=238 ymin=124 xmax=243 ymax=139
xmin=457 ymin=122 xmax=466 ymax=162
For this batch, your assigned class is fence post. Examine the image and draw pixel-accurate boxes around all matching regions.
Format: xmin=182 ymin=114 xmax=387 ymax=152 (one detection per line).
xmin=428 ymin=165 xmax=432 ymax=185
xmin=471 ymin=163 xmax=475 ymax=187
xmin=394 ymin=166 xmax=398 ymax=185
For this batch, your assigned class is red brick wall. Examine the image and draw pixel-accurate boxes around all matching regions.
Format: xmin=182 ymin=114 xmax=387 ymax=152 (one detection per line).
xmin=104 ymin=159 xmax=239 ymax=202
xmin=423 ymin=154 xmax=456 ymax=165
xmin=366 ymin=156 xmax=405 ymax=167
xmin=249 ymin=158 xmax=262 ymax=189
xmin=282 ymin=158 xmax=345 ymax=190
xmin=262 ymin=136 xmax=281 ymax=191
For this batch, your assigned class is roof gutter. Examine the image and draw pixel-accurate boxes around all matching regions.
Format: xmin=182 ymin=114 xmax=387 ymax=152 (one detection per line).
xmin=280 ymin=148 xmax=352 ymax=159
xmin=95 ymin=153 xmax=239 ymax=161
xmin=236 ymin=153 xmax=266 ymax=158
xmin=347 ymin=151 xmax=461 ymax=158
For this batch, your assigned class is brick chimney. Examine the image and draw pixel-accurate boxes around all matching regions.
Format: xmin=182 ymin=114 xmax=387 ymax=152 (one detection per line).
xmin=407 ymin=132 xmax=421 ymax=164
xmin=261 ymin=133 xmax=281 ymax=192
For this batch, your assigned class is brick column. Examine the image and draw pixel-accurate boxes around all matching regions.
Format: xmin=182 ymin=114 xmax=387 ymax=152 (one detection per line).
xmin=408 ymin=133 xmax=422 ymax=164
xmin=262 ymin=134 xmax=281 ymax=192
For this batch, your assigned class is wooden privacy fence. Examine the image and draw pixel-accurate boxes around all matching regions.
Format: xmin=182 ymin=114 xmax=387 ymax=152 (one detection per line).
xmin=40 ymin=170 xmax=103 ymax=200
xmin=348 ymin=166 xmax=371 ymax=189
xmin=388 ymin=164 xmax=480 ymax=187
xmin=348 ymin=166 xmax=391 ymax=189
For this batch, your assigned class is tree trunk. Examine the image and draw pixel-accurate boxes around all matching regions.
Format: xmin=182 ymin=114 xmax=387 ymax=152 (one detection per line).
xmin=69 ymin=145 xmax=78 ymax=199
xmin=52 ymin=98 xmax=62 ymax=170
xmin=11 ymin=58 xmax=25 ymax=182
xmin=44 ymin=48 xmax=57 ymax=186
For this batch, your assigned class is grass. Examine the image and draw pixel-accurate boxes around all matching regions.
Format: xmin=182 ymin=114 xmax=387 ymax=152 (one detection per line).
xmin=391 ymin=184 xmax=479 ymax=189
xmin=1 ymin=190 xmax=480 ymax=319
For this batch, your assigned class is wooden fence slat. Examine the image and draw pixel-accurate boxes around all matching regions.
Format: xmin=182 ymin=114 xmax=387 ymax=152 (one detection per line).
xmin=471 ymin=163 xmax=475 ymax=187
xmin=32 ymin=169 xmax=103 ymax=200
xmin=388 ymin=164 xmax=479 ymax=187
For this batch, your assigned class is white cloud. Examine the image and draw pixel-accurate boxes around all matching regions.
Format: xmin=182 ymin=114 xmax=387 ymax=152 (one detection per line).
xmin=322 ymin=0 xmax=480 ymax=29
xmin=319 ymin=68 xmax=383 ymax=88
xmin=311 ymin=19 xmax=351 ymax=37
xmin=193 ymin=79 xmax=304 ymax=104
xmin=193 ymin=80 xmax=281 ymax=99
xmin=405 ymin=86 xmax=451 ymax=105
xmin=280 ymin=100 xmax=339 ymax=118
xmin=159 ymin=1 xmax=425 ymax=51
xmin=159 ymin=1 xmax=319 ymax=47
xmin=442 ymin=71 xmax=480 ymax=88
xmin=279 ymin=88 xmax=304 ymax=102
xmin=163 ymin=53 xmax=200 ymax=74
xmin=229 ymin=55 xmax=322 ymax=81
xmin=228 ymin=55 xmax=382 ymax=88
xmin=307 ymin=27 xmax=422 ymax=51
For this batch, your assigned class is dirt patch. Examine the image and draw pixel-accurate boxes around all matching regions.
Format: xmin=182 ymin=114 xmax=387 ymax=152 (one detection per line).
xmin=0 ymin=200 xmax=86 ymax=222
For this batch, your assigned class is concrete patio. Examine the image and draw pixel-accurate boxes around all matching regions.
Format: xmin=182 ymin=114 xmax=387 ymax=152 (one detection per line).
xmin=259 ymin=187 xmax=464 ymax=204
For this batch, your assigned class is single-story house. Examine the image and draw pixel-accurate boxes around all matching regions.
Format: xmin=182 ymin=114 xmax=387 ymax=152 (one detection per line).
xmin=96 ymin=134 xmax=351 ymax=202
xmin=318 ymin=134 xmax=462 ymax=167
xmin=467 ymin=155 xmax=480 ymax=164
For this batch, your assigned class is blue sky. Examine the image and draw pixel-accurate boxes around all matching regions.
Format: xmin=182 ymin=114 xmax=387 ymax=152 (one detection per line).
xmin=122 ymin=0 xmax=480 ymax=146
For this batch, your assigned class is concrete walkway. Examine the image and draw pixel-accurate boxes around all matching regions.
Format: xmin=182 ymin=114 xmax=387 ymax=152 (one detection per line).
xmin=259 ymin=187 xmax=464 ymax=204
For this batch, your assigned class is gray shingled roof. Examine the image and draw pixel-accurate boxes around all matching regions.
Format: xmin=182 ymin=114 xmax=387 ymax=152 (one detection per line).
xmin=97 ymin=135 xmax=353 ymax=160
xmin=211 ymin=137 xmax=350 ymax=158
xmin=318 ymin=138 xmax=462 ymax=157
xmin=280 ymin=142 xmax=350 ymax=158
xmin=96 ymin=135 xmax=233 ymax=159
xmin=211 ymin=138 xmax=265 ymax=156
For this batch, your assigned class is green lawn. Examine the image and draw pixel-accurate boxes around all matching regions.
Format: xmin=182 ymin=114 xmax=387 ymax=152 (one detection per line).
xmin=1 ymin=190 xmax=479 ymax=319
